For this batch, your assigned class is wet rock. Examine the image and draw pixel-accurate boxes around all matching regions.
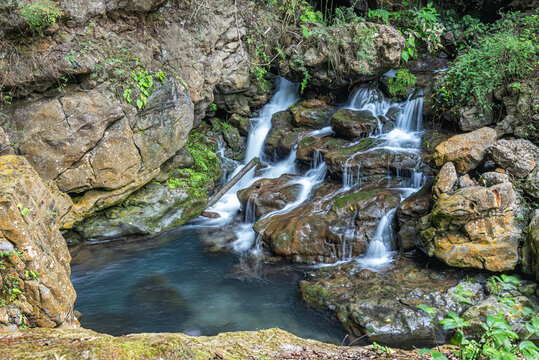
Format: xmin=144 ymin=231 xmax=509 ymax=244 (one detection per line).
xmin=227 ymin=114 xmax=251 ymax=136
xmin=324 ymin=137 xmax=421 ymax=177
xmin=296 ymin=136 xmax=349 ymax=164
xmin=330 ymin=109 xmax=378 ymax=139
xmin=254 ymin=184 xmax=402 ymax=263
xmin=300 ymin=258 xmax=483 ymax=347
xmin=478 ymin=170 xmax=511 ymax=187
xmin=278 ymin=23 xmax=404 ymax=91
xmin=289 ymin=99 xmax=333 ymax=129
xmin=264 ymin=110 xmax=306 ymax=159
xmin=0 ymin=155 xmax=77 ymax=330
xmin=488 ymin=139 xmax=539 ymax=178
xmin=397 ymin=181 xmax=432 ymax=251
xmin=419 ymin=183 xmax=526 ymax=271
xmin=432 ymin=162 xmax=457 ymax=199
xmin=72 ymin=182 xmax=209 ymax=242
xmin=433 ymin=127 xmax=497 ymax=173
xmin=237 ymin=175 xmax=303 ymax=219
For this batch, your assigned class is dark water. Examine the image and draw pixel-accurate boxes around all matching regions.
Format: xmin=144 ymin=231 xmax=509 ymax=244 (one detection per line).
xmin=71 ymin=227 xmax=347 ymax=344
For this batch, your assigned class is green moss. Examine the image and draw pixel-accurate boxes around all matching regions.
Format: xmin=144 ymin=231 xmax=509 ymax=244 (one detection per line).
xmin=332 ymin=190 xmax=377 ymax=211
xmin=300 ymin=282 xmax=330 ymax=307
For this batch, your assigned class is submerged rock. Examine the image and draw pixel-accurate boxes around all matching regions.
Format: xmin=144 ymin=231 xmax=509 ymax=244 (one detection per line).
xmin=433 ymin=127 xmax=497 ymax=173
xmin=0 ymin=155 xmax=77 ymax=330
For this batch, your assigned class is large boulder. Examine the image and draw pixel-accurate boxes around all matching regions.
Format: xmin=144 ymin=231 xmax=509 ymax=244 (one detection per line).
xmin=289 ymin=99 xmax=333 ymax=129
xmin=330 ymin=109 xmax=379 ymax=139
xmin=278 ymin=22 xmax=405 ymax=90
xmin=488 ymin=139 xmax=539 ymax=178
xmin=0 ymin=155 xmax=77 ymax=331
xmin=419 ymin=183 xmax=526 ymax=271
xmin=433 ymin=127 xmax=497 ymax=173
xmin=9 ymin=78 xmax=193 ymax=227
xmin=254 ymin=183 xmax=402 ymax=263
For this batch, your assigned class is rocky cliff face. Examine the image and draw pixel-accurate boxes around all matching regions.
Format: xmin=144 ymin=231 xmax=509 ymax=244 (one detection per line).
xmin=0 ymin=156 xmax=77 ymax=331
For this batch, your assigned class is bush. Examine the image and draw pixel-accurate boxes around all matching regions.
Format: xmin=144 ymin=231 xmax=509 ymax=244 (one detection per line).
xmin=432 ymin=10 xmax=539 ymax=114
xmin=418 ymin=275 xmax=539 ymax=360
xmin=18 ymin=0 xmax=63 ymax=36
xmin=387 ymin=68 xmax=416 ymax=98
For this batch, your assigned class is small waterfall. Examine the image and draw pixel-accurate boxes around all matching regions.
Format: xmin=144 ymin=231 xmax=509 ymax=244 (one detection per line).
xmin=244 ymin=198 xmax=257 ymax=223
xmin=355 ymin=208 xmax=396 ymax=270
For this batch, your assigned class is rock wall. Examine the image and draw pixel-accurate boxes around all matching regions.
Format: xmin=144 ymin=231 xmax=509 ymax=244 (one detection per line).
xmin=0 ymin=156 xmax=77 ymax=331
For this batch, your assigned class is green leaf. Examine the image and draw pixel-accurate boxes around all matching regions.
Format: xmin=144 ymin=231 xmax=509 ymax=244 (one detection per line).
xmin=450 ymin=329 xmax=465 ymax=345
xmin=431 ymin=351 xmax=448 ymax=360
xmin=136 ymin=99 xmax=143 ymax=109
xmin=418 ymin=348 xmax=432 ymax=355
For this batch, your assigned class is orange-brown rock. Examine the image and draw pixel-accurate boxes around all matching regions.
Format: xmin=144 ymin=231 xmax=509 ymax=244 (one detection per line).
xmin=419 ymin=183 xmax=525 ymax=271
xmin=433 ymin=127 xmax=497 ymax=173
xmin=0 ymin=155 xmax=77 ymax=331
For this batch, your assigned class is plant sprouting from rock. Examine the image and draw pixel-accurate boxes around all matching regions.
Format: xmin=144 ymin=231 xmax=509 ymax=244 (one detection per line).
xmin=18 ymin=0 xmax=63 ymax=37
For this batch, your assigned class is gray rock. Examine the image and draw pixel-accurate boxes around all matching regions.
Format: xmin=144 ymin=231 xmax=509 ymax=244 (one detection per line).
xmin=478 ymin=171 xmax=512 ymax=187
xmin=433 ymin=162 xmax=457 ymax=199
xmin=488 ymin=139 xmax=539 ymax=178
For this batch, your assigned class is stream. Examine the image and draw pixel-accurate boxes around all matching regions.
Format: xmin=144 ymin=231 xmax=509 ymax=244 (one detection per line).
xmin=71 ymin=76 xmax=425 ymax=344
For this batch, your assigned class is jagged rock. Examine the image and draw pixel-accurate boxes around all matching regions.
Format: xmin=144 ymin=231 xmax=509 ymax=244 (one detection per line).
xmin=397 ymin=181 xmax=432 ymax=251
xmin=289 ymin=99 xmax=333 ymax=129
xmin=324 ymin=137 xmax=420 ymax=177
xmin=227 ymin=114 xmax=251 ymax=136
xmin=254 ymin=183 xmax=401 ymax=263
xmin=0 ymin=127 xmax=13 ymax=156
xmin=433 ymin=127 xmax=497 ymax=173
xmin=530 ymin=210 xmax=539 ymax=280
xmin=296 ymin=135 xmax=349 ymax=164
xmin=237 ymin=175 xmax=303 ymax=219
xmin=330 ymin=109 xmax=378 ymax=139
xmin=456 ymin=100 xmax=493 ymax=132
xmin=0 ymin=155 xmax=77 ymax=330
xmin=478 ymin=170 xmax=511 ymax=187
xmin=524 ymin=166 xmax=539 ymax=200
xmin=300 ymin=258 xmax=483 ymax=347
xmin=488 ymin=139 xmax=539 ymax=178
xmin=71 ymin=182 xmax=209 ymax=242
xmin=278 ymin=23 xmax=405 ymax=91
xmin=494 ymin=82 xmax=539 ymax=139
xmin=419 ymin=183 xmax=525 ymax=271
xmin=458 ymin=174 xmax=476 ymax=188
xmin=432 ymin=162 xmax=457 ymax=199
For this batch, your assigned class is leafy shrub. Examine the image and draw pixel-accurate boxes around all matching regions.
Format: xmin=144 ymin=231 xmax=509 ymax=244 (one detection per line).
xmin=387 ymin=68 xmax=416 ymax=98
xmin=432 ymin=10 xmax=539 ymax=114
xmin=367 ymin=2 xmax=445 ymax=62
xmin=18 ymin=0 xmax=63 ymax=37
xmin=418 ymin=275 xmax=539 ymax=360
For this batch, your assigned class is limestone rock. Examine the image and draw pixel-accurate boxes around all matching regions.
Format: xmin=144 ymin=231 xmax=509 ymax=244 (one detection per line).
xmin=330 ymin=109 xmax=378 ymax=139
xmin=0 ymin=127 xmax=13 ymax=156
xmin=0 ymin=155 xmax=77 ymax=330
xmin=478 ymin=170 xmax=511 ymax=187
xmin=296 ymin=135 xmax=350 ymax=165
xmin=432 ymin=162 xmax=457 ymax=199
xmin=419 ymin=183 xmax=524 ymax=271
xmin=433 ymin=127 xmax=497 ymax=173
xmin=488 ymin=139 xmax=539 ymax=178
xmin=524 ymin=166 xmax=539 ymax=200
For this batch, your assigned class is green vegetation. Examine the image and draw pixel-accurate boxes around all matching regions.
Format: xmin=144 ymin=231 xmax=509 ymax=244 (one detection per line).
xmin=123 ymin=68 xmax=165 ymax=110
xmin=432 ymin=10 xmax=539 ymax=114
xmin=18 ymin=0 xmax=63 ymax=37
xmin=167 ymin=129 xmax=222 ymax=198
xmin=418 ymin=275 xmax=539 ymax=360
xmin=0 ymin=250 xmax=24 ymax=307
xmin=367 ymin=3 xmax=445 ymax=62
xmin=387 ymin=68 xmax=416 ymax=98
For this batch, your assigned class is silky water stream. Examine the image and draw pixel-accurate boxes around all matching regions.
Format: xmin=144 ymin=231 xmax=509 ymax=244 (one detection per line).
xmin=71 ymin=77 xmax=425 ymax=343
